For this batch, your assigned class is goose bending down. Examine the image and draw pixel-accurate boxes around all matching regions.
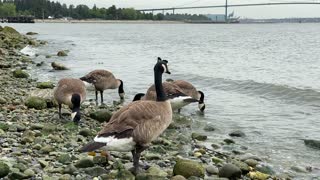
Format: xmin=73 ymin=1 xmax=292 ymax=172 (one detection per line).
xmin=54 ymin=78 xmax=86 ymax=123
xmin=80 ymin=70 xmax=124 ymax=103
xmin=80 ymin=58 xmax=172 ymax=175
xmin=170 ymin=80 xmax=206 ymax=112
xmin=133 ymin=82 xmax=198 ymax=111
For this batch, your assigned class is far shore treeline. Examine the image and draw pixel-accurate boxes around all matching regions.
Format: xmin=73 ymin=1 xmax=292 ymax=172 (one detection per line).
xmin=0 ymin=0 xmax=209 ymax=21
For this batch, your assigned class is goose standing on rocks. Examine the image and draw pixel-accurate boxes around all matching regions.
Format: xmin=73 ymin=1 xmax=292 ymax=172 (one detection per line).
xmin=80 ymin=70 xmax=124 ymax=103
xmin=54 ymin=78 xmax=86 ymax=123
xmin=132 ymin=82 xmax=198 ymax=111
xmin=170 ymin=79 xmax=206 ymax=112
xmin=80 ymin=58 xmax=172 ymax=175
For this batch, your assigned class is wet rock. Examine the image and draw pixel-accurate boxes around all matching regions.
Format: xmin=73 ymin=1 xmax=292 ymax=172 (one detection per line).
xmin=211 ymin=144 xmax=221 ymax=149
xmin=90 ymin=110 xmax=112 ymax=123
xmin=51 ymin=62 xmax=69 ymax=70
xmin=38 ymin=160 xmax=48 ymax=168
xmin=84 ymin=166 xmax=107 ymax=176
xmin=0 ymin=162 xmax=10 ymax=178
xmin=45 ymin=55 xmax=52 ymax=58
xmin=23 ymin=169 xmax=35 ymax=178
xmin=58 ymin=154 xmax=72 ymax=164
xmin=290 ymin=166 xmax=308 ymax=173
xmin=2 ymin=26 xmax=20 ymax=34
xmin=74 ymin=158 xmax=94 ymax=168
xmin=171 ymin=175 xmax=186 ymax=180
xmin=21 ymin=130 xmax=35 ymax=144
xmin=244 ymin=159 xmax=258 ymax=167
xmin=57 ymin=50 xmax=68 ymax=56
xmin=40 ymin=145 xmax=54 ymax=154
xmin=304 ymin=139 xmax=320 ymax=150
xmin=26 ymin=32 xmax=38 ymax=35
xmin=25 ymin=96 xmax=47 ymax=110
xmin=218 ymin=164 xmax=241 ymax=179
xmin=63 ymin=164 xmax=77 ymax=175
xmin=59 ymin=174 xmax=71 ymax=180
xmin=13 ymin=163 xmax=27 ymax=172
xmin=255 ymin=164 xmax=275 ymax=175
xmin=136 ymin=166 xmax=168 ymax=179
xmin=117 ymin=168 xmax=135 ymax=180
xmin=248 ymin=171 xmax=270 ymax=180
xmin=144 ymin=153 xmax=161 ymax=160
xmin=79 ymin=128 xmax=92 ymax=137
xmin=231 ymin=160 xmax=250 ymax=174
xmin=93 ymin=156 xmax=107 ymax=165
xmin=0 ymin=123 xmax=9 ymax=131
xmin=0 ymin=129 xmax=5 ymax=136
xmin=229 ymin=130 xmax=245 ymax=137
xmin=13 ymin=69 xmax=29 ymax=78
xmin=30 ymin=89 xmax=57 ymax=108
xmin=191 ymin=133 xmax=207 ymax=141
xmin=173 ymin=159 xmax=205 ymax=178
xmin=206 ymin=165 xmax=219 ymax=175
xmin=204 ymin=125 xmax=215 ymax=132
xmin=30 ymin=123 xmax=44 ymax=130
xmin=223 ymin=139 xmax=235 ymax=144
xmin=36 ymin=82 xmax=55 ymax=89
xmin=8 ymin=172 xmax=26 ymax=180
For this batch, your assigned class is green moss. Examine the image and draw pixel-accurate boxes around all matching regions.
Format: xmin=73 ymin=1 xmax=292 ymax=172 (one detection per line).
xmin=191 ymin=133 xmax=207 ymax=141
xmin=64 ymin=122 xmax=78 ymax=132
xmin=173 ymin=159 xmax=205 ymax=178
xmin=25 ymin=96 xmax=47 ymax=110
xmin=0 ymin=123 xmax=9 ymax=131
xmin=0 ymin=162 xmax=10 ymax=178
xmin=2 ymin=26 xmax=20 ymax=35
xmin=13 ymin=69 xmax=29 ymax=78
xmin=90 ymin=110 xmax=112 ymax=123
xmin=36 ymin=82 xmax=55 ymax=89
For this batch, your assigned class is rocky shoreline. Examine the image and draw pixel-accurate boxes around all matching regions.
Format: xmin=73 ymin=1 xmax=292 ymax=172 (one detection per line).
xmin=0 ymin=26 xmax=314 ymax=180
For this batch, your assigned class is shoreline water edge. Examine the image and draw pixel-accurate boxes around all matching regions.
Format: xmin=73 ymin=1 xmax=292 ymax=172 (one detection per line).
xmin=0 ymin=25 xmax=317 ymax=180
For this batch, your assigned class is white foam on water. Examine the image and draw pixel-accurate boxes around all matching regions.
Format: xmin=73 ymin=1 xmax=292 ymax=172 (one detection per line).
xmin=20 ymin=45 xmax=36 ymax=57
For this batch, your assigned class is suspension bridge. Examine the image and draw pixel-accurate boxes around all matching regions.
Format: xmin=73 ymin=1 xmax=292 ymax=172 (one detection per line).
xmin=137 ymin=1 xmax=320 ymax=22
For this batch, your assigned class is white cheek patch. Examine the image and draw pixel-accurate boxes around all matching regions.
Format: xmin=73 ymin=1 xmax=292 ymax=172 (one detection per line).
xmin=162 ymin=64 xmax=167 ymax=73
xmin=71 ymin=112 xmax=77 ymax=120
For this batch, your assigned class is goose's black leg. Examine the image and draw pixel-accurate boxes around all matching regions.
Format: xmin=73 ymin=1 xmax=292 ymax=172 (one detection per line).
xmin=132 ymin=145 xmax=148 ymax=175
xmin=95 ymin=90 xmax=98 ymax=102
xmin=100 ymin=91 xmax=104 ymax=103
xmin=58 ymin=104 xmax=62 ymax=119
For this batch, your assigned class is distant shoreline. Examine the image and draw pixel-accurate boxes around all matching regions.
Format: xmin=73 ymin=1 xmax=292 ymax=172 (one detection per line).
xmin=35 ymin=19 xmax=185 ymax=24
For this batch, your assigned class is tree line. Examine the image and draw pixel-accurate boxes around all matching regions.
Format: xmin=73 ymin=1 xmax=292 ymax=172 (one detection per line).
xmin=0 ymin=0 xmax=209 ymax=21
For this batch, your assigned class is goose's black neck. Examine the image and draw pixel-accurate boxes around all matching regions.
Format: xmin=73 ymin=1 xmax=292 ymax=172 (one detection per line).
xmin=118 ymin=80 xmax=124 ymax=94
xmin=154 ymin=65 xmax=167 ymax=102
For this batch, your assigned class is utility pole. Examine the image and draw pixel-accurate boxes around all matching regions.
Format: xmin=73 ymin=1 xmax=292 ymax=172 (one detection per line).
xmin=225 ymin=0 xmax=228 ymax=23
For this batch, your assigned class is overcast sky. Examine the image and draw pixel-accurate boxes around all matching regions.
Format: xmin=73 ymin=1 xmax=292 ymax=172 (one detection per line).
xmin=56 ymin=0 xmax=320 ymax=18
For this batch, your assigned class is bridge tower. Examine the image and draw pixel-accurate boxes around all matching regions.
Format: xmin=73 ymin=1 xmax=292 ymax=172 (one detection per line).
xmin=225 ymin=0 xmax=228 ymax=23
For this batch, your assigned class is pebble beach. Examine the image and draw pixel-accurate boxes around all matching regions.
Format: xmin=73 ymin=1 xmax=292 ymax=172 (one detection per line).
xmin=1 ymin=25 xmax=319 ymax=180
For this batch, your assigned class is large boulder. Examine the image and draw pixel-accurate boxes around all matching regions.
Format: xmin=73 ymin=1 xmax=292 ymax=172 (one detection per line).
xmin=304 ymin=139 xmax=320 ymax=150
xmin=90 ymin=110 xmax=112 ymax=123
xmin=0 ymin=162 xmax=10 ymax=178
xmin=25 ymin=96 xmax=47 ymax=110
xmin=51 ymin=62 xmax=69 ymax=70
xmin=13 ymin=69 xmax=29 ymax=78
xmin=173 ymin=159 xmax=205 ymax=178
xmin=2 ymin=26 xmax=20 ymax=35
xmin=30 ymin=89 xmax=57 ymax=108
xmin=218 ymin=163 xmax=241 ymax=179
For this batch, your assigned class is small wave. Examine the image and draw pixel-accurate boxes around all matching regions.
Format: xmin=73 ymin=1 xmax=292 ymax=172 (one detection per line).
xmin=20 ymin=45 xmax=36 ymax=57
xmin=175 ymin=74 xmax=320 ymax=106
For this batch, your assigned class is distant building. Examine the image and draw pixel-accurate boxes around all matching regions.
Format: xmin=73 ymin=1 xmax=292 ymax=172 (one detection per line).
xmin=206 ymin=11 xmax=239 ymax=23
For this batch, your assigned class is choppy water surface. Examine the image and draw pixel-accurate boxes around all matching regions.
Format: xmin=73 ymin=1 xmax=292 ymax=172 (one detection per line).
xmin=10 ymin=23 xmax=320 ymax=178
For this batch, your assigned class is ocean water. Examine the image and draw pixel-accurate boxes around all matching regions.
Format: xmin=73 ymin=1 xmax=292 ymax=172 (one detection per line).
xmin=8 ymin=23 xmax=320 ymax=178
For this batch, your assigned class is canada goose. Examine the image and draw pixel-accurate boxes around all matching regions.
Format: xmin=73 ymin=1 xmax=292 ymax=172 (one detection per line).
xmin=134 ymin=82 xmax=198 ymax=111
xmin=80 ymin=58 xmax=172 ymax=175
xmin=80 ymin=70 xmax=124 ymax=103
xmin=53 ymin=78 xmax=86 ymax=123
xmin=171 ymin=80 xmax=206 ymax=112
